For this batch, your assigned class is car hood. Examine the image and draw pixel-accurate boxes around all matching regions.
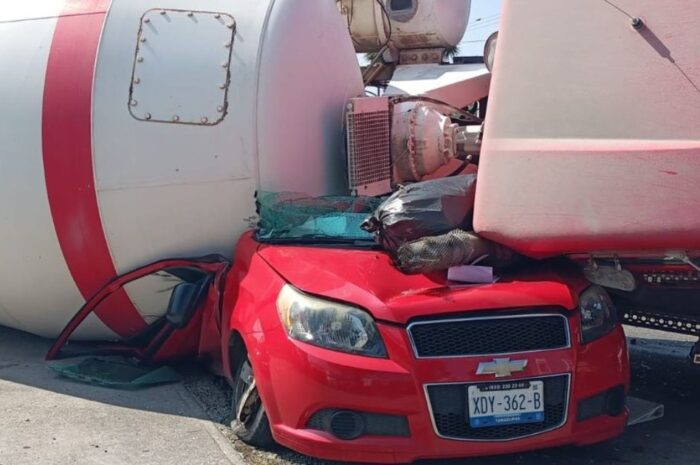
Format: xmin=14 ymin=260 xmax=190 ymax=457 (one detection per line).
xmin=257 ymin=244 xmax=584 ymax=325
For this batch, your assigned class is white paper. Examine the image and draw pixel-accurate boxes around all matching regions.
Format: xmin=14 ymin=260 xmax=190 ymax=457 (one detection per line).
xmin=448 ymin=266 xmax=495 ymax=284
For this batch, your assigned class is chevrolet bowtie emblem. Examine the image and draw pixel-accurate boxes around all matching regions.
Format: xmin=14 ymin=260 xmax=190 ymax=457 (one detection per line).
xmin=476 ymin=358 xmax=528 ymax=378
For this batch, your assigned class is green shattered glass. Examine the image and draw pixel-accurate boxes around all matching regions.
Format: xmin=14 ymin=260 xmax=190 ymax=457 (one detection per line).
xmin=256 ymin=191 xmax=382 ymax=241
xmin=49 ymin=358 xmax=181 ymax=390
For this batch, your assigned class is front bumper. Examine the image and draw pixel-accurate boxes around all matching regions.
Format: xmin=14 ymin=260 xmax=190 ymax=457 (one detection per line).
xmin=246 ymin=316 xmax=630 ymax=464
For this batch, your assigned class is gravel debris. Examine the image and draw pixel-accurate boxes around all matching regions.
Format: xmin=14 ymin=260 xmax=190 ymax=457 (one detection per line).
xmin=181 ymin=366 xmax=345 ymax=465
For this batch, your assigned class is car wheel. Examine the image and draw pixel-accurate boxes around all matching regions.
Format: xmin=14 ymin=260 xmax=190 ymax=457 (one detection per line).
xmin=230 ymin=355 xmax=275 ymax=448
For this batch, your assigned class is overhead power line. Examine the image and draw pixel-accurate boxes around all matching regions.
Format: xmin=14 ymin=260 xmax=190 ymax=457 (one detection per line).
xmin=467 ymin=19 xmax=500 ymax=30
xmin=468 ymin=14 xmax=500 ymax=24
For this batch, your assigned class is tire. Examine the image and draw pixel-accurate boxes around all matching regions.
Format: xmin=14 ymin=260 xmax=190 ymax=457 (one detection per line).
xmin=230 ymin=354 xmax=275 ymax=448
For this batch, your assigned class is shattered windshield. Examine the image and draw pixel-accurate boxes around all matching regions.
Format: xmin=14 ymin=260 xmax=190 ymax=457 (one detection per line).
xmin=255 ymin=191 xmax=382 ymax=245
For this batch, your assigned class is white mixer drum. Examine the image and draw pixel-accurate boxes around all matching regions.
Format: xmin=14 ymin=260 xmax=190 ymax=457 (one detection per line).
xmin=0 ymin=0 xmax=362 ymax=339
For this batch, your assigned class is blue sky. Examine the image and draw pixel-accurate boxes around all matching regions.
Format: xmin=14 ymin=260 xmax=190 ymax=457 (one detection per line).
xmin=457 ymin=0 xmax=502 ymax=57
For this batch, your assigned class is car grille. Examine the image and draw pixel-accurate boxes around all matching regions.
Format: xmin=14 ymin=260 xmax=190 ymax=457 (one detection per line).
xmin=409 ymin=314 xmax=570 ymax=358
xmin=426 ymin=375 xmax=570 ymax=441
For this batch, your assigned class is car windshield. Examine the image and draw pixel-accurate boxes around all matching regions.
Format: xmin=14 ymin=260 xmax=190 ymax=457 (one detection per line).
xmin=255 ymin=191 xmax=381 ymax=246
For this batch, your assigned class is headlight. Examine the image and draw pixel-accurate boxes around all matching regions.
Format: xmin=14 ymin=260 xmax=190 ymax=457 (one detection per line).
xmin=579 ymin=286 xmax=618 ymax=344
xmin=276 ymin=285 xmax=387 ymax=358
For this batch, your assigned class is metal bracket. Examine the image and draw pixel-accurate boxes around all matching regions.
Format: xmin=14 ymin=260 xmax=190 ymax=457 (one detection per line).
xmin=623 ymin=308 xmax=700 ymax=337
xmin=584 ymin=256 xmax=636 ymax=292
xmin=691 ymin=340 xmax=700 ymax=365
xmin=399 ymin=48 xmax=444 ymax=65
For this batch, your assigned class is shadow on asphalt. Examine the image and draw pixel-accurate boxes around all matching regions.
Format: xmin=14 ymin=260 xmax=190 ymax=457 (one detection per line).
xmin=0 ymin=325 xmax=210 ymax=421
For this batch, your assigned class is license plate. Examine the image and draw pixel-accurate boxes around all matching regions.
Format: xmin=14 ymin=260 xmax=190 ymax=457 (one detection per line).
xmin=467 ymin=380 xmax=545 ymax=428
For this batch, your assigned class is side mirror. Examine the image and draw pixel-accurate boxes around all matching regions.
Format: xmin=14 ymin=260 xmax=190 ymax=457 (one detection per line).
xmin=484 ymin=31 xmax=498 ymax=72
xmin=166 ymin=277 xmax=212 ymax=329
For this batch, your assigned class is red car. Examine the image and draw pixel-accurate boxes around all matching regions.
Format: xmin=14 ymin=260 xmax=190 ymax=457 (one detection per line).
xmin=49 ymin=230 xmax=630 ymax=463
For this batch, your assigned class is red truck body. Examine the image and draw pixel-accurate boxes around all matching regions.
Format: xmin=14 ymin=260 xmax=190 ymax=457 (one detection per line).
xmin=474 ymin=0 xmax=700 ymax=258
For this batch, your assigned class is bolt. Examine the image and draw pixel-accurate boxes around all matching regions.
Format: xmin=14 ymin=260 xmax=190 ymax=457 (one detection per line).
xmin=201 ymin=116 xmax=209 ymax=123
xmin=140 ymin=37 xmax=146 ymax=43
xmin=224 ymin=42 xmax=232 ymax=48
xmin=160 ymin=10 xmax=166 ymax=15
xmin=227 ymin=22 xmax=234 ymax=29
xmin=187 ymin=11 xmax=194 ymax=17
xmin=137 ymin=56 xmax=144 ymax=63
xmin=215 ymin=14 xmax=221 ymax=19
xmin=221 ymin=62 xmax=228 ymax=68
xmin=217 ymin=106 xmax=224 ymax=112
xmin=133 ymin=77 xmax=141 ymax=84
xmin=219 ymin=82 xmax=227 ymax=89
xmin=421 ymin=53 xmax=428 ymax=61
xmin=130 ymin=99 xmax=138 ymax=106
xmin=631 ymin=17 xmax=644 ymax=29
xmin=172 ymin=115 xmax=180 ymax=122
xmin=144 ymin=18 xmax=151 ymax=23
xmin=144 ymin=113 xmax=152 ymax=120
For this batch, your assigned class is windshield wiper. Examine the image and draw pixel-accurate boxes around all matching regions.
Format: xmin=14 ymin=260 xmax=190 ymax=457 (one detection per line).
xmin=258 ymin=234 xmax=379 ymax=248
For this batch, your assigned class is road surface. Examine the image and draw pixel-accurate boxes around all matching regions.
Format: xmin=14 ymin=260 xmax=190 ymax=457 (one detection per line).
xmin=1 ymin=325 xmax=697 ymax=465
xmin=0 ymin=326 xmax=245 ymax=465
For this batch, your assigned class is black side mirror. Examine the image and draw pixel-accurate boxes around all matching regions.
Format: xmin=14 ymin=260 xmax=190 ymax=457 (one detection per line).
xmin=165 ymin=277 xmax=211 ymax=329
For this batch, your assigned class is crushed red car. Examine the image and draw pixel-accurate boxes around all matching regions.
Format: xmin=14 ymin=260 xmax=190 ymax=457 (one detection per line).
xmin=48 ymin=229 xmax=629 ymax=463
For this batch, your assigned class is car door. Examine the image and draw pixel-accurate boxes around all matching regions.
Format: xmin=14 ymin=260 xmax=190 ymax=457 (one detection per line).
xmin=46 ymin=256 xmax=229 ymax=363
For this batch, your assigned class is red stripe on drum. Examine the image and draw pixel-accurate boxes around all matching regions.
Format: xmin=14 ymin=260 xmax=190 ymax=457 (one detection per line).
xmin=42 ymin=0 xmax=147 ymax=337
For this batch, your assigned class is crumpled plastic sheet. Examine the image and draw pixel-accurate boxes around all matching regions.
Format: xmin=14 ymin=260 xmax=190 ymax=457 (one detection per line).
xmin=362 ymin=175 xmax=477 ymax=250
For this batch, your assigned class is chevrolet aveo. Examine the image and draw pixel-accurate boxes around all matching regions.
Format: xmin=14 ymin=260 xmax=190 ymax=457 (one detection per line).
xmin=49 ymin=231 xmax=630 ymax=464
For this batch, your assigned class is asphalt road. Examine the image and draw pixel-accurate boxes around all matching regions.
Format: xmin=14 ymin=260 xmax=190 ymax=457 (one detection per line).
xmin=1 ymin=325 xmax=698 ymax=465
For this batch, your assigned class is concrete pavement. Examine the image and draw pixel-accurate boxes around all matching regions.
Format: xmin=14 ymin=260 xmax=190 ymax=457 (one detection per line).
xmin=1 ymin=324 xmax=698 ymax=465
xmin=0 ymin=326 xmax=245 ymax=465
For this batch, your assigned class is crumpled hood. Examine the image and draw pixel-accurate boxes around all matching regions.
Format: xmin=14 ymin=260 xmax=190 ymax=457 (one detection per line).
xmin=257 ymin=244 xmax=584 ymax=325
